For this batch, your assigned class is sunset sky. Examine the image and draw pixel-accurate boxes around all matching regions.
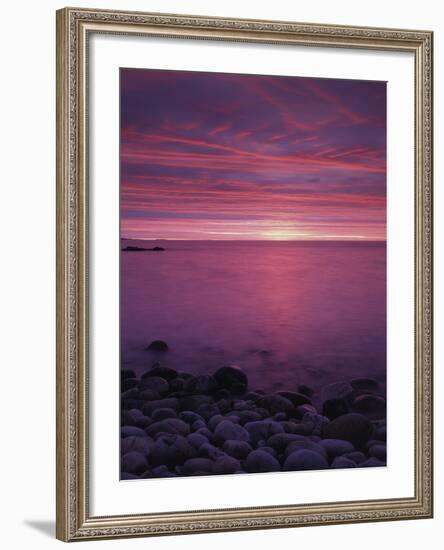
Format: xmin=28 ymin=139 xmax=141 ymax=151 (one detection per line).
xmin=120 ymin=68 xmax=386 ymax=241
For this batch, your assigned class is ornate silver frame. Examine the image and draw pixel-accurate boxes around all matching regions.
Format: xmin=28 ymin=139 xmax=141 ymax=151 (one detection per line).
xmin=56 ymin=7 xmax=433 ymax=541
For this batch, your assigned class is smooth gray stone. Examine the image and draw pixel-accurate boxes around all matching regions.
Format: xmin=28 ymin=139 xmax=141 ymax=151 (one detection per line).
xmin=208 ymin=414 xmax=225 ymax=431
xmin=284 ymin=439 xmax=328 ymax=459
xmin=237 ymin=410 xmax=263 ymax=425
xmin=150 ymin=434 xmax=197 ymax=467
xmin=360 ymin=457 xmax=386 ymax=468
xmin=321 ymin=382 xmax=354 ymax=403
xmin=179 ymin=411 xmax=204 ymax=424
xmin=187 ymin=433 xmax=209 ymax=449
xmin=369 ymin=444 xmax=386 ymax=461
xmin=223 ymin=440 xmax=253 ymax=460
xmin=198 ymin=443 xmax=226 ymax=460
xmin=121 ymin=451 xmax=148 ymax=474
xmin=256 ymin=394 xmax=295 ymax=416
xmin=145 ymin=366 xmax=178 ymax=380
xmin=213 ymin=365 xmax=248 ymax=393
xmin=244 ymin=420 xmax=285 ymax=445
xmin=245 ymin=449 xmax=281 ymax=473
xmin=322 ymin=398 xmax=349 ymax=420
xmin=192 ymin=420 xmax=207 ymax=431
xmin=331 ymin=456 xmax=357 ymax=469
xmin=121 ymin=435 xmax=153 ymax=457
xmin=322 ymin=413 xmax=373 ymax=447
xmin=146 ymin=418 xmax=190 ymax=437
xmin=214 ymin=420 xmax=250 ymax=444
xmin=139 ymin=375 xmax=169 ymax=394
xmin=212 ymin=456 xmax=241 ymax=474
xmin=320 ymin=439 xmax=355 ymax=458
xmin=267 ymin=433 xmax=306 ymax=452
xmin=152 ymin=408 xmax=177 ymax=422
xmin=141 ymin=398 xmax=180 ymax=416
xmin=184 ymin=374 xmax=218 ymax=395
xmin=345 ymin=451 xmax=367 ymax=464
xmin=276 ymin=391 xmax=312 ymax=407
xmin=121 ymin=425 xmax=147 ymax=438
xmin=284 ymin=449 xmax=329 ymax=471
xmin=182 ymin=458 xmax=214 ymax=475
xmin=121 ymin=472 xmax=139 ymax=480
xmin=353 ymin=394 xmax=386 ymax=416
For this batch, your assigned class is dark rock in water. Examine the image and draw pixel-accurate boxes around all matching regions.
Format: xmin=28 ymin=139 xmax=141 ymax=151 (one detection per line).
xmin=179 ymin=411 xmax=204 ymax=425
xmin=322 ymin=413 xmax=373 ymax=447
xmin=223 ymin=440 xmax=253 ymax=460
xmin=213 ymin=365 xmax=248 ymax=393
xmin=284 ymin=439 xmax=328 ymax=459
xmin=322 ymin=398 xmax=349 ymax=420
xmin=144 ymin=365 xmax=178 ymax=380
xmin=244 ymin=419 xmax=285 ymax=445
xmin=369 ymin=444 xmax=386 ymax=461
xmin=360 ymin=457 xmax=386 ymax=467
xmin=146 ymin=340 xmax=169 ymax=352
xmin=198 ymin=443 xmax=226 ymax=460
xmin=146 ymin=418 xmax=190 ymax=437
xmin=298 ymin=384 xmax=314 ymax=397
xmin=276 ymin=391 xmax=312 ymax=407
xmin=121 ymin=377 xmax=139 ymax=392
xmin=244 ymin=392 xmax=263 ymax=402
xmin=121 ymin=368 xmax=136 ymax=381
xmin=121 ymin=435 xmax=153 ymax=457
xmin=121 ymin=426 xmax=147 ymax=438
xmin=152 ymin=408 xmax=177 ymax=422
xmin=139 ymin=376 xmax=169 ymax=394
xmin=214 ymin=420 xmax=250 ymax=444
xmin=267 ymin=433 xmax=306 ymax=453
xmin=141 ymin=398 xmax=180 ymax=416
xmin=187 ymin=433 xmax=209 ymax=449
xmin=273 ymin=412 xmax=287 ymax=422
xmin=331 ymin=456 xmax=357 ymax=469
xmin=321 ymin=382 xmax=354 ymax=403
xmin=169 ymin=377 xmax=185 ymax=392
xmin=122 ymin=245 xmax=165 ymax=252
xmin=179 ymin=394 xmax=213 ymax=412
xmin=245 ymin=449 xmax=281 ymax=473
xmin=184 ymin=375 xmax=218 ymax=395
xmin=150 ymin=434 xmax=196 ymax=467
xmin=256 ymin=394 xmax=295 ymax=416
xmin=353 ymin=394 xmax=386 ymax=416
xmin=351 ymin=377 xmax=379 ymax=393
xmin=320 ymin=439 xmax=355 ymax=459
xmin=182 ymin=458 xmax=214 ymax=475
xmin=213 ymin=456 xmax=241 ymax=474
xmin=121 ymin=472 xmax=139 ymax=480
xmin=345 ymin=451 xmax=367 ymax=464
xmin=121 ymin=451 xmax=148 ymax=474
xmin=284 ymin=449 xmax=329 ymax=471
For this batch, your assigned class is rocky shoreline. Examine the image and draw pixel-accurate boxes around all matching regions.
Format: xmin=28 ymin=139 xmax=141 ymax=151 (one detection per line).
xmin=121 ymin=345 xmax=386 ymax=479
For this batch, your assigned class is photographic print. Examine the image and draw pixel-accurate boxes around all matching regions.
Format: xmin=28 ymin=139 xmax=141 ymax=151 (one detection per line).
xmin=119 ymin=68 xmax=387 ymax=480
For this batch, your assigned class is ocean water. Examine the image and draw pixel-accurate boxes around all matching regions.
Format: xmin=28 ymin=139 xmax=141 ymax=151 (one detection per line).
xmin=120 ymin=240 xmax=386 ymax=395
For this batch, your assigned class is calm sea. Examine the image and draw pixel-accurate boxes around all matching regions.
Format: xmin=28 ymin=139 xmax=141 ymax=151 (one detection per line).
xmin=120 ymin=240 xmax=386 ymax=394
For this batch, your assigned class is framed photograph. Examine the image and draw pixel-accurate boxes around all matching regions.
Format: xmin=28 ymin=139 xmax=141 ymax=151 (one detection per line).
xmin=56 ymin=7 xmax=433 ymax=541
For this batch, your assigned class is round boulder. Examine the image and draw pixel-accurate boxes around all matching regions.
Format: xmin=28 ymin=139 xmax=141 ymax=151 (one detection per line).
xmin=284 ymin=449 xmax=328 ymax=471
xmin=213 ymin=365 xmax=248 ymax=393
xmin=146 ymin=340 xmax=169 ymax=352
xmin=121 ymin=451 xmax=148 ymax=474
xmin=244 ymin=449 xmax=281 ymax=473
xmin=322 ymin=413 xmax=373 ymax=447
xmin=214 ymin=420 xmax=250 ymax=444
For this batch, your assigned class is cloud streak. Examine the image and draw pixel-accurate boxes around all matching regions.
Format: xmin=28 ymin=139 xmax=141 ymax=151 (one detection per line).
xmin=120 ymin=68 xmax=386 ymax=241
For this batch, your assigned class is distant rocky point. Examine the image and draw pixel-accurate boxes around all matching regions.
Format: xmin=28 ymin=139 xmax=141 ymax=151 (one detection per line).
xmin=122 ymin=246 xmax=165 ymax=252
